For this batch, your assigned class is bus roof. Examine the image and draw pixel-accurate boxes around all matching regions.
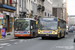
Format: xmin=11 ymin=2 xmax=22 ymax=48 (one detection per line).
xmin=40 ymin=17 xmax=66 ymax=22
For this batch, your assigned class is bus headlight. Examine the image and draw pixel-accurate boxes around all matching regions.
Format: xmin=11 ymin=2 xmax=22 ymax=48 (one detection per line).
xmin=38 ymin=31 xmax=41 ymax=34
xmin=55 ymin=32 xmax=57 ymax=34
xmin=38 ymin=32 xmax=40 ymax=33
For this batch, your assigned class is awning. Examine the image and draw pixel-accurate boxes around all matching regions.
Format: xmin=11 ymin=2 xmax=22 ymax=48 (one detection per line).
xmin=0 ymin=4 xmax=16 ymax=11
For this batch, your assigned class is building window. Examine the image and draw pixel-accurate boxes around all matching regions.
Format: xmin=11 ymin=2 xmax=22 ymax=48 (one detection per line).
xmin=10 ymin=0 xmax=12 ymax=4
xmin=5 ymin=0 xmax=7 ymax=4
xmin=34 ymin=0 xmax=36 ymax=2
xmin=19 ymin=0 xmax=22 ymax=7
xmin=2 ymin=0 xmax=5 ymax=4
xmin=48 ymin=13 xmax=49 ymax=17
xmin=45 ymin=12 xmax=46 ymax=16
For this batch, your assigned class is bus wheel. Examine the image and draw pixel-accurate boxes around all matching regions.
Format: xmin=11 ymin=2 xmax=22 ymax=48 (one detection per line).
xmin=42 ymin=37 xmax=45 ymax=39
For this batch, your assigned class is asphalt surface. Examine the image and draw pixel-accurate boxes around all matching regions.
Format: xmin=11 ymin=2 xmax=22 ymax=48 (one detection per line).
xmin=0 ymin=32 xmax=75 ymax=50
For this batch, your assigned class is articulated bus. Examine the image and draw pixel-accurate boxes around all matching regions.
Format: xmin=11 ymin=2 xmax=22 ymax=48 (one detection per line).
xmin=14 ymin=18 xmax=38 ymax=38
xmin=38 ymin=18 xmax=66 ymax=39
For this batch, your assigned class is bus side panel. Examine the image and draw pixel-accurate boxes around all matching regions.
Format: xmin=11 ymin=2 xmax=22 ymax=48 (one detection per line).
xmin=14 ymin=34 xmax=31 ymax=37
xmin=59 ymin=19 xmax=66 ymax=37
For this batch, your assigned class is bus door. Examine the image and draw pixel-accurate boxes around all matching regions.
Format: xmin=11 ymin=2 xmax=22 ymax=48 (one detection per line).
xmin=30 ymin=20 xmax=37 ymax=37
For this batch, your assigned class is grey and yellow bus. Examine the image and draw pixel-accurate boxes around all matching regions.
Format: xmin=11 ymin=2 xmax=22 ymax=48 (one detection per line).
xmin=14 ymin=18 xmax=38 ymax=38
xmin=38 ymin=18 xmax=66 ymax=39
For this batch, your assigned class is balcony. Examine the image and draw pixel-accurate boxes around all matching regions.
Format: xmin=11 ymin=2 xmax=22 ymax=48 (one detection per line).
xmin=31 ymin=10 xmax=33 ymax=14
xmin=41 ymin=6 xmax=45 ymax=11
xmin=37 ymin=4 xmax=42 ymax=10
xmin=41 ymin=0 xmax=45 ymax=2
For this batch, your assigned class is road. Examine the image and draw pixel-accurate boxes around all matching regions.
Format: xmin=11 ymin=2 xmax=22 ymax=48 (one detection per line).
xmin=0 ymin=32 xmax=75 ymax=50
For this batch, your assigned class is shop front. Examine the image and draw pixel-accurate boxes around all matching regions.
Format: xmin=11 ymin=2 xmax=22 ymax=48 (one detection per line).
xmin=0 ymin=4 xmax=16 ymax=37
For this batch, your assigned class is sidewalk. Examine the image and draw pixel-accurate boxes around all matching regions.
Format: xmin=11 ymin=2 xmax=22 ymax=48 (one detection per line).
xmin=0 ymin=33 xmax=14 ymax=41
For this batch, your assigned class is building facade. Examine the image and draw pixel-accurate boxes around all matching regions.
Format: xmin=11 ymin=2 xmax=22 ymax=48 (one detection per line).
xmin=0 ymin=0 xmax=16 ymax=34
xmin=44 ymin=0 xmax=52 ymax=17
xmin=17 ymin=0 xmax=37 ymax=18
xmin=17 ymin=0 xmax=45 ymax=19
xmin=68 ymin=16 xmax=75 ymax=26
xmin=37 ymin=0 xmax=45 ymax=19
xmin=52 ymin=0 xmax=63 ymax=19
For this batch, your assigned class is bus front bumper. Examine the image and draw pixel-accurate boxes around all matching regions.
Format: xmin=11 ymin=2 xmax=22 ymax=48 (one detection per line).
xmin=38 ymin=34 xmax=58 ymax=37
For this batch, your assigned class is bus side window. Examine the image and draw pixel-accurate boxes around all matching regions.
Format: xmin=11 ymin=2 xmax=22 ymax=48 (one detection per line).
xmin=31 ymin=21 xmax=36 ymax=29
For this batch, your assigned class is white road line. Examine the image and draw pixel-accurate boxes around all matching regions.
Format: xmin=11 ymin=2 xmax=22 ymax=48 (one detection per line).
xmin=14 ymin=42 xmax=18 ymax=44
xmin=7 ymin=44 xmax=11 ymax=46
xmin=0 ymin=43 xmax=9 ymax=46
xmin=0 ymin=46 xmax=3 ymax=48
xmin=19 ymin=40 xmax=24 ymax=43
xmin=50 ymin=41 xmax=61 ymax=50
xmin=9 ymin=40 xmax=15 ymax=41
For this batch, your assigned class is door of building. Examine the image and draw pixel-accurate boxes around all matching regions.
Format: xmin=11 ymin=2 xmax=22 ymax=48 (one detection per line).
xmin=6 ymin=15 xmax=12 ymax=32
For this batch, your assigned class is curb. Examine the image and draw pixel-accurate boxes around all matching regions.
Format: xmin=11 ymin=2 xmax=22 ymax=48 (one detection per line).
xmin=0 ymin=38 xmax=14 ymax=41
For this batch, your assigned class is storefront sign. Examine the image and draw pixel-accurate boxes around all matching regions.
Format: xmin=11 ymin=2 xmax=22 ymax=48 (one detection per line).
xmin=0 ymin=14 xmax=3 ymax=19
xmin=3 ymin=11 xmax=9 ymax=15
xmin=3 ymin=11 xmax=14 ymax=17
xmin=10 ymin=13 xmax=14 ymax=17
xmin=0 ymin=25 xmax=2 ymax=29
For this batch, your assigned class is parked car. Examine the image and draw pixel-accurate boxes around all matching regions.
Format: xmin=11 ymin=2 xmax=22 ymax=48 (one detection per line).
xmin=73 ymin=26 xmax=75 ymax=32
xmin=68 ymin=27 xmax=73 ymax=32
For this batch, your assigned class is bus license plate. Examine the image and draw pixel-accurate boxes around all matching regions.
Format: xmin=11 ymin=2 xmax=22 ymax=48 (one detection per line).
xmin=46 ymin=34 xmax=49 ymax=36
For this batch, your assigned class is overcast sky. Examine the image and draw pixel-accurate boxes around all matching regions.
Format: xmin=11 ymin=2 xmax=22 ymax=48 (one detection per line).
xmin=67 ymin=0 xmax=75 ymax=15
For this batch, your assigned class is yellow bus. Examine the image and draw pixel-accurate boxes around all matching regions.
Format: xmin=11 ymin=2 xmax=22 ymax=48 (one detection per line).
xmin=38 ymin=18 xmax=66 ymax=39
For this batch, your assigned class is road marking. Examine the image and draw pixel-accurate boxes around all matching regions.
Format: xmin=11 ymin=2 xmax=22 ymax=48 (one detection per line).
xmin=7 ymin=44 xmax=11 ymax=46
xmin=14 ymin=42 xmax=18 ymax=44
xmin=50 ymin=41 xmax=61 ymax=50
xmin=9 ymin=40 xmax=15 ymax=41
xmin=0 ymin=46 xmax=3 ymax=48
xmin=0 ymin=43 xmax=9 ymax=46
xmin=19 ymin=40 xmax=24 ymax=43
xmin=19 ymin=40 xmax=24 ymax=42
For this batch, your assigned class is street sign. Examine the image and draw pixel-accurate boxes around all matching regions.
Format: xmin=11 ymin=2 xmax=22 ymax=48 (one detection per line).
xmin=0 ymin=25 xmax=2 ymax=29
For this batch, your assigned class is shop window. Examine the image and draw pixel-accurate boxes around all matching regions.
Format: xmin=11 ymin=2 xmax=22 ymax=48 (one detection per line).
xmin=45 ymin=12 xmax=46 ymax=16
xmin=48 ymin=13 xmax=49 ymax=17
xmin=5 ymin=18 xmax=7 ymax=30
xmin=9 ymin=17 xmax=12 ymax=28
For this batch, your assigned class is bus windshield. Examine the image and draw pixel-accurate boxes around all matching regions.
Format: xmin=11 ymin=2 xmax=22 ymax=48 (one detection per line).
xmin=14 ymin=19 xmax=30 ymax=31
xmin=39 ymin=18 xmax=57 ymax=30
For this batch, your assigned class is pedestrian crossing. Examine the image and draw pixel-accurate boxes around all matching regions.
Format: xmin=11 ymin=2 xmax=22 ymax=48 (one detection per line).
xmin=0 ymin=37 xmax=39 ymax=49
